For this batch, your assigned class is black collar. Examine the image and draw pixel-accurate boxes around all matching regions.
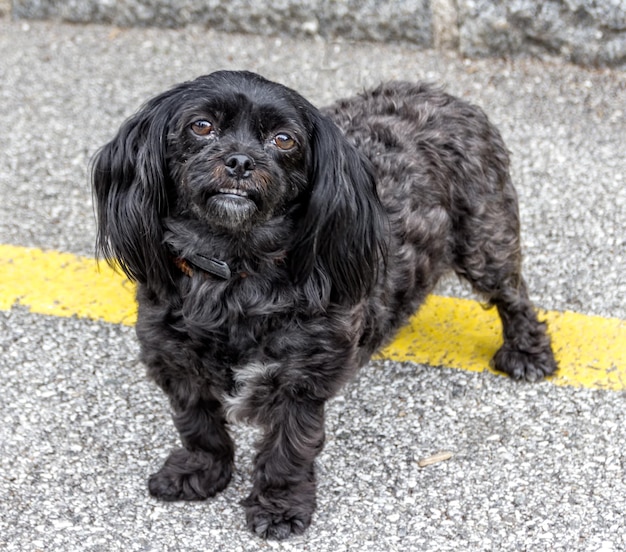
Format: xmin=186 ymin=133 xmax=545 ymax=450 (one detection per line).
xmin=173 ymin=251 xmax=286 ymax=281
xmin=174 ymin=253 xmax=234 ymax=280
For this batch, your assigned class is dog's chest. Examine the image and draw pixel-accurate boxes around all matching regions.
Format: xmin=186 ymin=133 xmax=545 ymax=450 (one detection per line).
xmin=177 ymin=276 xmax=300 ymax=360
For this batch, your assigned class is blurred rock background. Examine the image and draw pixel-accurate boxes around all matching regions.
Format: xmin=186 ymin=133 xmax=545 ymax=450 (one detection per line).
xmin=8 ymin=0 xmax=626 ymax=69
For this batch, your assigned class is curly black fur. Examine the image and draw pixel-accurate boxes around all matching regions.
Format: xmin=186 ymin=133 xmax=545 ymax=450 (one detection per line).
xmin=92 ymin=70 xmax=557 ymax=539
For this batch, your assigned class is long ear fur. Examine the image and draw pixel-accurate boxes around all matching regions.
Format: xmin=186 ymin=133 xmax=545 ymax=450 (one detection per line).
xmin=291 ymin=112 xmax=387 ymax=304
xmin=92 ymin=93 xmax=176 ymax=285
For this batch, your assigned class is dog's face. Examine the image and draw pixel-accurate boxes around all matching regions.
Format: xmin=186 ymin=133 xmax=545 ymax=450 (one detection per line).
xmin=166 ymin=73 xmax=311 ymax=232
xmin=93 ymin=71 xmax=385 ymax=303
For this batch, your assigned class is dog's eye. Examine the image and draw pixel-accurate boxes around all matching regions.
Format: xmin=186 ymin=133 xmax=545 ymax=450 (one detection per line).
xmin=191 ymin=120 xmax=214 ymax=137
xmin=273 ymin=133 xmax=296 ymax=151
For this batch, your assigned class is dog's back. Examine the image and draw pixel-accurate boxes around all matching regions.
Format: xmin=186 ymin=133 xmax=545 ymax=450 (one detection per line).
xmin=325 ymin=82 xmax=554 ymax=382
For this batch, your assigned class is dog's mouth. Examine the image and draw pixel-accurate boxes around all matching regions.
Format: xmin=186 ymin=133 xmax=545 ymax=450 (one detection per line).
xmin=196 ymin=185 xmax=263 ymax=230
xmin=184 ymin=166 xmax=277 ymax=229
xmin=215 ymin=187 xmax=252 ymax=200
xmin=206 ymin=186 xmax=261 ymax=208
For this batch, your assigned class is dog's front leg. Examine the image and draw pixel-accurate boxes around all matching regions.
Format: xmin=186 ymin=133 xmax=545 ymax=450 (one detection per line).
xmin=148 ymin=396 xmax=234 ymax=502
xmin=239 ymin=385 xmax=326 ymax=540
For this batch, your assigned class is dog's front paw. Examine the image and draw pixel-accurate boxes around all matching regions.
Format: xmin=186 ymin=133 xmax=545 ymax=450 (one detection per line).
xmin=243 ymin=487 xmax=315 ymax=540
xmin=493 ymin=341 xmax=558 ymax=382
xmin=148 ymin=448 xmax=232 ymax=501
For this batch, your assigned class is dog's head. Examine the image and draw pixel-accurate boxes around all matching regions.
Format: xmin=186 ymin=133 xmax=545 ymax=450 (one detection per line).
xmin=93 ymin=71 xmax=385 ymax=303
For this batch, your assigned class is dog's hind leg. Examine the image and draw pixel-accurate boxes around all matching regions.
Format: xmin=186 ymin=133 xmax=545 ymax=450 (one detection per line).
xmin=148 ymin=396 xmax=234 ymax=501
xmin=488 ymin=277 xmax=557 ymax=381
xmin=452 ymin=198 xmax=557 ymax=381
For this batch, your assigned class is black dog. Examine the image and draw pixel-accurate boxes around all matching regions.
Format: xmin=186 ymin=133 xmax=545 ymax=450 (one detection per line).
xmin=92 ymin=70 xmax=556 ymax=539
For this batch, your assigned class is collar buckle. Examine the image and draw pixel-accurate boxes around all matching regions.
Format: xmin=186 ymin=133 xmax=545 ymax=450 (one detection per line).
xmin=186 ymin=253 xmax=232 ymax=279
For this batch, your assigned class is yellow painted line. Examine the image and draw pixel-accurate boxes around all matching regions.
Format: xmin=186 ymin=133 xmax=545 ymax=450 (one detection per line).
xmin=1 ymin=244 xmax=625 ymax=391
xmin=381 ymin=297 xmax=626 ymax=391
xmin=0 ymin=244 xmax=137 ymax=326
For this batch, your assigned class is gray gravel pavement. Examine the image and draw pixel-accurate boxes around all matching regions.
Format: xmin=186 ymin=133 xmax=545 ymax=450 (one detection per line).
xmin=1 ymin=18 xmax=625 ymax=552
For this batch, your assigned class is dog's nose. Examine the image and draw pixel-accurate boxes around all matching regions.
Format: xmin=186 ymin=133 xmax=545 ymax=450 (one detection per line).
xmin=224 ymin=153 xmax=255 ymax=179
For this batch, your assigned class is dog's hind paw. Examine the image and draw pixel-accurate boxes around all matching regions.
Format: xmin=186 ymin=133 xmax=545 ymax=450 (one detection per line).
xmin=243 ymin=489 xmax=314 ymax=540
xmin=492 ymin=341 xmax=558 ymax=382
xmin=148 ymin=448 xmax=232 ymax=501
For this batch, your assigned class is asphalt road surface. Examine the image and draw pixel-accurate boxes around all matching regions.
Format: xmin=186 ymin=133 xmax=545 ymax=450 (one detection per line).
xmin=0 ymin=17 xmax=625 ymax=552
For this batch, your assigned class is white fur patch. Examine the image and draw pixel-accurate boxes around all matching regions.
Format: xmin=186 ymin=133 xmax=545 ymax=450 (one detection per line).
xmin=222 ymin=362 xmax=281 ymax=424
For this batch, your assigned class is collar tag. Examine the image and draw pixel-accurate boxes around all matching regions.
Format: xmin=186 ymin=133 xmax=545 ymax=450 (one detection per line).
xmin=187 ymin=253 xmax=232 ymax=280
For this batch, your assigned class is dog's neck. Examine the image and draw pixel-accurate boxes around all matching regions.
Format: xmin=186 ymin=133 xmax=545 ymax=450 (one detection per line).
xmin=164 ymin=217 xmax=291 ymax=281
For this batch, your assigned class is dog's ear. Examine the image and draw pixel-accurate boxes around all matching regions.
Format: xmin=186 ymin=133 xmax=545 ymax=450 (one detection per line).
xmin=92 ymin=93 xmax=176 ymax=285
xmin=290 ymin=112 xmax=387 ymax=304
